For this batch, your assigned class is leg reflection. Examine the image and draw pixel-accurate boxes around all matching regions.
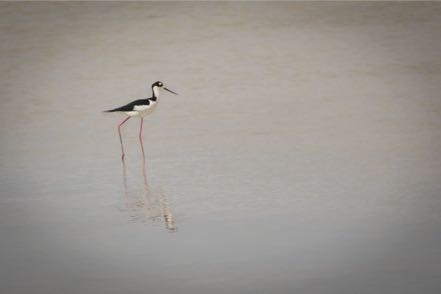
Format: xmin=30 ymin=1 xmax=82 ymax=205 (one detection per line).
xmin=120 ymin=154 xmax=177 ymax=232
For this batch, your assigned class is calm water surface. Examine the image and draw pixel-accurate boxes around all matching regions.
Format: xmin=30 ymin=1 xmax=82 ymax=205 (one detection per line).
xmin=1 ymin=2 xmax=441 ymax=294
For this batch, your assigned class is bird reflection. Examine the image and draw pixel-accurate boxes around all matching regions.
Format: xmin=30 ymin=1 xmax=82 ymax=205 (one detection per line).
xmin=120 ymin=151 xmax=177 ymax=232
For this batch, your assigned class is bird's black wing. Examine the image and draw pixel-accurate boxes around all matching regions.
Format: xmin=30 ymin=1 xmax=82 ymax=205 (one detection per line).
xmin=104 ymin=99 xmax=148 ymax=112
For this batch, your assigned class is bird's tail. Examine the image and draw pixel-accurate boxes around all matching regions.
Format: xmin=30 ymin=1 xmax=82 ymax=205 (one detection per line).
xmin=103 ymin=105 xmax=129 ymax=113
xmin=103 ymin=108 xmax=117 ymax=113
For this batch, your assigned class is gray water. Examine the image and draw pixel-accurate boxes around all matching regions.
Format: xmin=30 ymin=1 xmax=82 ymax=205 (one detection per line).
xmin=1 ymin=2 xmax=441 ymax=294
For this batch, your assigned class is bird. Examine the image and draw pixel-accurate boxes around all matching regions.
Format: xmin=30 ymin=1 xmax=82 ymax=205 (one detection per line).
xmin=104 ymin=81 xmax=178 ymax=159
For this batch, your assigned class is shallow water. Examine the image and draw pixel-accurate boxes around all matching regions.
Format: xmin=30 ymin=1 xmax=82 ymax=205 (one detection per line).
xmin=1 ymin=2 xmax=441 ymax=294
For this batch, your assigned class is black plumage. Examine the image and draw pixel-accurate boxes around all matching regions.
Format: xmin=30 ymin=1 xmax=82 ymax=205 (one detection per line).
xmin=104 ymin=97 xmax=156 ymax=112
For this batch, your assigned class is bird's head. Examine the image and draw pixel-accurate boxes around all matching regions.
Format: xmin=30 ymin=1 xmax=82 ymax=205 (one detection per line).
xmin=152 ymin=81 xmax=178 ymax=97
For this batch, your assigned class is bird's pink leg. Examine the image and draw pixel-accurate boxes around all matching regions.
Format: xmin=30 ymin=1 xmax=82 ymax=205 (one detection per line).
xmin=118 ymin=117 xmax=130 ymax=159
xmin=139 ymin=118 xmax=145 ymax=157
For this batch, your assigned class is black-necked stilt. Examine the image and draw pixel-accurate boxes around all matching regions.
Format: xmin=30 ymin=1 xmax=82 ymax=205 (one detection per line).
xmin=105 ymin=81 xmax=177 ymax=158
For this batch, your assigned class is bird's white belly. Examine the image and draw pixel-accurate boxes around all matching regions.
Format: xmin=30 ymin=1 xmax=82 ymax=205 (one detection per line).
xmin=126 ymin=102 xmax=158 ymax=117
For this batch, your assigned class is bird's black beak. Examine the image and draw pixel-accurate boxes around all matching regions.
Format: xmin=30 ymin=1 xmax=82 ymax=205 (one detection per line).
xmin=164 ymin=87 xmax=178 ymax=95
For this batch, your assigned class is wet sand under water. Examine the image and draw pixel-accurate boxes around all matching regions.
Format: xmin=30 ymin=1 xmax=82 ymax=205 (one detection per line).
xmin=0 ymin=2 xmax=441 ymax=294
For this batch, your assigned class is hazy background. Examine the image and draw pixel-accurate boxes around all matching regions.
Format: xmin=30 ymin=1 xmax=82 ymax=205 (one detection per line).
xmin=1 ymin=2 xmax=441 ymax=294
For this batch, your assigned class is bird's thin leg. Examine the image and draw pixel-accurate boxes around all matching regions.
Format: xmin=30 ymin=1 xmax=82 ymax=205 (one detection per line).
xmin=139 ymin=118 xmax=145 ymax=157
xmin=118 ymin=116 xmax=131 ymax=159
